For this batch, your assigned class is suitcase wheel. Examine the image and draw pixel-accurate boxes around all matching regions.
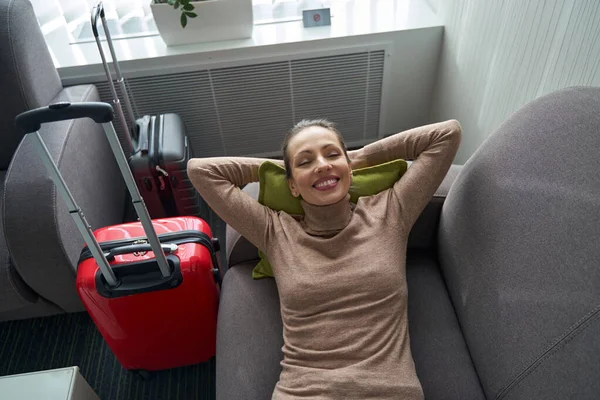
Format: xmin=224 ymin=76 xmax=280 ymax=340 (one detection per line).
xmin=130 ymin=369 xmax=151 ymax=380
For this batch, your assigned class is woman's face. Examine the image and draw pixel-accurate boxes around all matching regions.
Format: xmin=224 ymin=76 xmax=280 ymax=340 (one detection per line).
xmin=287 ymin=126 xmax=352 ymax=206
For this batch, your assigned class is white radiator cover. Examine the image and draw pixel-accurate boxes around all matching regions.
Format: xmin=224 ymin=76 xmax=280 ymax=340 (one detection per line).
xmin=95 ymin=50 xmax=386 ymax=158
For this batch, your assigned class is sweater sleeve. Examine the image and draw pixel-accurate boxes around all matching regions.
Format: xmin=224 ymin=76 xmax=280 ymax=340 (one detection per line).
xmin=187 ymin=157 xmax=283 ymax=254
xmin=360 ymin=120 xmax=462 ymax=229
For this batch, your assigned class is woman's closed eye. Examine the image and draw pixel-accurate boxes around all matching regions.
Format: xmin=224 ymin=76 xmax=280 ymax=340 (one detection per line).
xmin=296 ymin=151 xmax=340 ymax=167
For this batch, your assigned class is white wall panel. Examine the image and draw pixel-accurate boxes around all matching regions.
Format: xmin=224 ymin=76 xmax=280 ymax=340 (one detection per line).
xmin=429 ymin=0 xmax=600 ymax=163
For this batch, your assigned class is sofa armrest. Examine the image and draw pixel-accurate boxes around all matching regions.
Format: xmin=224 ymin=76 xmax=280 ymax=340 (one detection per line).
xmin=2 ymin=85 xmax=126 ymax=312
xmin=226 ymin=164 xmax=463 ymax=268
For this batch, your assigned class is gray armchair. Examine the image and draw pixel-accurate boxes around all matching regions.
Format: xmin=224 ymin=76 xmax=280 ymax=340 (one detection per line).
xmin=0 ymin=0 xmax=125 ymax=322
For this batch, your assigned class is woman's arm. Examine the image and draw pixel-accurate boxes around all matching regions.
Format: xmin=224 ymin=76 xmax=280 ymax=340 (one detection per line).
xmin=187 ymin=157 xmax=284 ymax=254
xmin=350 ymin=120 xmax=462 ymax=228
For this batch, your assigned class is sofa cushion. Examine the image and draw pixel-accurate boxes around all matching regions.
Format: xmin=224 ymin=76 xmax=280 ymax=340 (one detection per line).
xmin=406 ymin=250 xmax=484 ymax=399
xmin=438 ymin=86 xmax=600 ymax=399
xmin=216 ymin=262 xmax=283 ymax=400
xmin=0 ymin=171 xmax=38 ymax=313
xmin=216 ymin=252 xmax=483 ymax=400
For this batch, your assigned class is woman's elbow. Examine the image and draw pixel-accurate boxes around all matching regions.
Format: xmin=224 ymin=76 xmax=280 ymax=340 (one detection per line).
xmin=187 ymin=158 xmax=208 ymax=189
xmin=446 ymin=119 xmax=462 ymax=145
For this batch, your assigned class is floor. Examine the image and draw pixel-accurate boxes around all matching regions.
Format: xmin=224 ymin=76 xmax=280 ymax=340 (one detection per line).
xmin=0 ymin=312 xmax=215 ymax=400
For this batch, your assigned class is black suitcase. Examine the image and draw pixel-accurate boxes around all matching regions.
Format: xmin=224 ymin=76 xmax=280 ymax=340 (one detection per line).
xmin=131 ymin=113 xmax=203 ymax=218
xmin=92 ymin=2 xmax=204 ymax=219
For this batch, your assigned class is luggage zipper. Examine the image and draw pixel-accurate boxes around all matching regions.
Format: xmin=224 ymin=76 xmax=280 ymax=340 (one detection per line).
xmin=152 ymin=115 xmax=166 ymax=191
xmin=79 ymin=230 xmax=211 ymax=256
xmin=152 ymin=115 xmax=178 ymax=216
xmin=155 ymin=165 xmax=168 ymax=190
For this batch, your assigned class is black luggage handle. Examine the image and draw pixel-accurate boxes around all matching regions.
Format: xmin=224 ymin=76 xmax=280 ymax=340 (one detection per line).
xmin=91 ymin=1 xmax=105 ymax=38
xmin=15 ymin=102 xmax=113 ymax=134
xmin=104 ymin=243 xmax=178 ymax=261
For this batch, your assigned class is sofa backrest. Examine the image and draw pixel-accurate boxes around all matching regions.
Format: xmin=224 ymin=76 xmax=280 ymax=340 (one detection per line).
xmin=0 ymin=0 xmax=62 ymax=170
xmin=438 ymin=86 xmax=600 ymax=400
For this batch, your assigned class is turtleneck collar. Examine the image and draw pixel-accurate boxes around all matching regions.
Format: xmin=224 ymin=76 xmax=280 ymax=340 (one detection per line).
xmin=299 ymin=193 xmax=354 ymax=236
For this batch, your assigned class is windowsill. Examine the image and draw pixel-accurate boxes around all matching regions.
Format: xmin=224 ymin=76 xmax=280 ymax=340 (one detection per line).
xmin=46 ymin=0 xmax=441 ymax=83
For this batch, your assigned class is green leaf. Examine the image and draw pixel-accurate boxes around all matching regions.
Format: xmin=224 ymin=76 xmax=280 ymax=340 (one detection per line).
xmin=185 ymin=12 xmax=197 ymax=18
xmin=181 ymin=13 xmax=188 ymax=28
xmin=181 ymin=0 xmax=190 ymax=4
xmin=167 ymin=0 xmax=175 ymax=5
xmin=174 ymin=0 xmax=180 ymax=9
xmin=183 ymin=4 xmax=194 ymax=11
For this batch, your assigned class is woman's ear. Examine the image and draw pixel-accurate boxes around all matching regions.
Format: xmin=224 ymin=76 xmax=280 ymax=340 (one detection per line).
xmin=288 ymin=179 xmax=299 ymax=197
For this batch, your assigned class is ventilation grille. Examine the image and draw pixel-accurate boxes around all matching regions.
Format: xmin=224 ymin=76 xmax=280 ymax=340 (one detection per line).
xmin=95 ymin=50 xmax=385 ymax=157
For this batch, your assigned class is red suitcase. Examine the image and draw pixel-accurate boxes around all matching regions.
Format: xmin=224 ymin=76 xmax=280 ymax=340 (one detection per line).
xmin=15 ymin=102 xmax=221 ymax=372
xmin=77 ymin=216 xmax=220 ymax=371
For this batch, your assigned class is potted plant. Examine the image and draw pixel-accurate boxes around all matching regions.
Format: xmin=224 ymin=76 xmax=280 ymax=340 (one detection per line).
xmin=150 ymin=0 xmax=254 ymax=46
xmin=152 ymin=0 xmax=198 ymax=28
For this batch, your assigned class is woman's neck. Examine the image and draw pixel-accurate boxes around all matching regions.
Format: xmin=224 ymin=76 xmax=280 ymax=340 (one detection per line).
xmin=300 ymin=194 xmax=354 ymax=236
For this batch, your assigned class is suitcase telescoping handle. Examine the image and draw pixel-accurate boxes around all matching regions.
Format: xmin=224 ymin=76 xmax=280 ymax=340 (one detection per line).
xmin=91 ymin=1 xmax=137 ymax=152
xmin=15 ymin=102 xmax=172 ymax=286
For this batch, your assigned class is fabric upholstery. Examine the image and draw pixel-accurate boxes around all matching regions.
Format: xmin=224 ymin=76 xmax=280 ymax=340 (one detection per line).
xmin=438 ymin=86 xmax=600 ymax=399
xmin=405 ymin=250 xmax=484 ymax=400
xmin=216 ymin=252 xmax=483 ymax=400
xmin=501 ymin=312 xmax=600 ymax=400
xmin=0 ymin=0 xmax=62 ymax=169
xmin=0 ymin=170 xmax=38 ymax=313
xmin=216 ymin=262 xmax=283 ymax=400
xmin=226 ymin=165 xmax=463 ymax=269
xmin=0 ymin=295 xmax=62 ymax=322
xmin=3 ymin=85 xmax=126 ymax=314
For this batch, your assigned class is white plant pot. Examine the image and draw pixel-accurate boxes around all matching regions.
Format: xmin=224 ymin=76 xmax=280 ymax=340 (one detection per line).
xmin=150 ymin=0 xmax=254 ymax=46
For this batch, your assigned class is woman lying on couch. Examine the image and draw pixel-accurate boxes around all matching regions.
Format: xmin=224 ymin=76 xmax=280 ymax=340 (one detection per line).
xmin=188 ymin=118 xmax=461 ymax=400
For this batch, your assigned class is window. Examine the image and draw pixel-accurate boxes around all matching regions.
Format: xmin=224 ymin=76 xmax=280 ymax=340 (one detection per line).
xmin=31 ymin=0 xmax=354 ymax=44
xmin=31 ymin=0 xmax=156 ymax=44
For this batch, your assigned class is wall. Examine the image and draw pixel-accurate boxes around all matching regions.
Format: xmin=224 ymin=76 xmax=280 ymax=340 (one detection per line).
xmin=428 ymin=0 xmax=600 ymax=163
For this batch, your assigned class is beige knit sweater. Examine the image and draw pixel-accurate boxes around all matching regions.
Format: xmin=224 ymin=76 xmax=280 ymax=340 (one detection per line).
xmin=188 ymin=120 xmax=462 ymax=399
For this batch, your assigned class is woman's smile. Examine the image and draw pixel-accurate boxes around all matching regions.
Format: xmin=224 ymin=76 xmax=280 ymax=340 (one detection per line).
xmin=313 ymin=176 xmax=340 ymax=191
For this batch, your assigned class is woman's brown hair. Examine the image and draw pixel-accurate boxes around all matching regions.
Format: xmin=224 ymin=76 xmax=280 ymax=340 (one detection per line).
xmin=281 ymin=119 xmax=350 ymax=179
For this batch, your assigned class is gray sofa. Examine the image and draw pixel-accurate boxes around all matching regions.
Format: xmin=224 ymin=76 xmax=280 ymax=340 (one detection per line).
xmin=217 ymin=86 xmax=600 ymax=399
xmin=0 ymin=0 xmax=125 ymax=322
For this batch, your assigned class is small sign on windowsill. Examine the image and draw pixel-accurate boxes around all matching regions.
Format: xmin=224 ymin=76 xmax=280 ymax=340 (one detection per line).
xmin=303 ymin=8 xmax=331 ymax=28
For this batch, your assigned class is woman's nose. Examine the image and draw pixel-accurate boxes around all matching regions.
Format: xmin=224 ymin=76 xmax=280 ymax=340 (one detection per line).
xmin=315 ymin=157 xmax=332 ymax=173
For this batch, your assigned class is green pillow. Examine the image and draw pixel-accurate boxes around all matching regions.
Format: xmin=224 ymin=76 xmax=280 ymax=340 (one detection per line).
xmin=253 ymin=159 xmax=408 ymax=279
